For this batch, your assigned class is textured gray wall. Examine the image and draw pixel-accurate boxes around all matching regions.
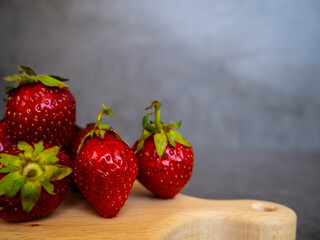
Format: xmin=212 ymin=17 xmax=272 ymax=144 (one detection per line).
xmin=0 ymin=0 xmax=319 ymax=151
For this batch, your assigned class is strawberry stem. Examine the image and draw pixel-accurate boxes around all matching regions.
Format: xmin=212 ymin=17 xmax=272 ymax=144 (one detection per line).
xmin=77 ymin=104 xmax=130 ymax=153
xmin=96 ymin=104 xmax=113 ymax=124
xmin=22 ymin=162 xmax=43 ymax=179
xmin=147 ymin=100 xmax=162 ymax=133
xmin=0 ymin=141 xmax=72 ymax=212
xmin=4 ymin=65 xmax=69 ymax=93
xmin=135 ymin=100 xmax=192 ymax=156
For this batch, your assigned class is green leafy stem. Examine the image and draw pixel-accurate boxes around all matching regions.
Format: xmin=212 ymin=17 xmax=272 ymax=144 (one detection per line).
xmin=0 ymin=141 xmax=72 ymax=212
xmin=77 ymin=104 xmax=129 ymax=153
xmin=135 ymin=100 xmax=191 ymax=158
xmin=3 ymin=65 xmax=69 ymax=93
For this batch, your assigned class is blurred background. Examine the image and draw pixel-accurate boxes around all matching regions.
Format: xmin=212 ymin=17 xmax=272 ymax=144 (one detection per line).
xmin=0 ymin=0 xmax=319 ymax=238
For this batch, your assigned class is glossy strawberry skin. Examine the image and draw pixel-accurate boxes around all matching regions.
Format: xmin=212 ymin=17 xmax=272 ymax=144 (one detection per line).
xmin=133 ymin=137 xmax=194 ymax=198
xmin=67 ymin=124 xmax=95 ymax=162
xmin=0 ymin=120 xmax=16 ymax=152
xmin=0 ymin=150 xmax=71 ymax=222
xmin=73 ymin=134 xmax=138 ymax=217
xmin=5 ymin=82 xmax=76 ymax=149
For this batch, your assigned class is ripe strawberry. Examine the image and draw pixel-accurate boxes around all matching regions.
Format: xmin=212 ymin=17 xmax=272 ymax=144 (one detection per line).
xmin=133 ymin=100 xmax=194 ymax=198
xmin=0 ymin=141 xmax=72 ymax=221
xmin=67 ymin=124 xmax=95 ymax=162
xmin=73 ymin=105 xmax=138 ymax=217
xmin=0 ymin=119 xmax=16 ymax=152
xmin=4 ymin=65 xmax=76 ymax=149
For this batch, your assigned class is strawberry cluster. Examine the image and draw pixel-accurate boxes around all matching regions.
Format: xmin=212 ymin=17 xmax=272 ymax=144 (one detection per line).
xmin=0 ymin=66 xmax=194 ymax=222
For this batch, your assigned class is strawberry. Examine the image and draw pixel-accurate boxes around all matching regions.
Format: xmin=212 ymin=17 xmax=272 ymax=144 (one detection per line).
xmin=73 ymin=105 xmax=138 ymax=217
xmin=67 ymin=124 xmax=95 ymax=162
xmin=4 ymin=65 xmax=76 ymax=149
xmin=0 ymin=141 xmax=72 ymax=221
xmin=0 ymin=119 xmax=16 ymax=152
xmin=133 ymin=100 xmax=194 ymax=198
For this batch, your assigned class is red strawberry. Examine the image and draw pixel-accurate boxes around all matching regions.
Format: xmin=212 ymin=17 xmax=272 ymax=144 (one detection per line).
xmin=73 ymin=105 xmax=138 ymax=217
xmin=133 ymin=100 xmax=194 ymax=198
xmin=67 ymin=124 xmax=95 ymax=162
xmin=0 ymin=119 xmax=16 ymax=152
xmin=0 ymin=141 xmax=72 ymax=221
xmin=4 ymin=65 xmax=76 ymax=149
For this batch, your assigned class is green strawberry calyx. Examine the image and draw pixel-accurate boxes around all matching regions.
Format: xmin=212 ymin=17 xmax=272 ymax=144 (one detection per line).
xmin=3 ymin=65 xmax=69 ymax=93
xmin=77 ymin=104 xmax=129 ymax=153
xmin=0 ymin=141 xmax=72 ymax=213
xmin=134 ymin=100 xmax=191 ymax=158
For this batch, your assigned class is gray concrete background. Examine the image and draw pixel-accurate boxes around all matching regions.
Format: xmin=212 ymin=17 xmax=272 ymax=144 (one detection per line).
xmin=0 ymin=1 xmax=320 ymax=238
xmin=0 ymin=0 xmax=319 ymax=152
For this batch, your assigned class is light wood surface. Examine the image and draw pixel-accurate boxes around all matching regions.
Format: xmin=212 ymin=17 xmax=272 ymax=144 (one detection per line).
xmin=0 ymin=181 xmax=296 ymax=240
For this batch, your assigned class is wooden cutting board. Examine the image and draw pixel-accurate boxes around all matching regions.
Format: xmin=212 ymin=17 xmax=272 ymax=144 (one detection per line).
xmin=0 ymin=181 xmax=296 ymax=240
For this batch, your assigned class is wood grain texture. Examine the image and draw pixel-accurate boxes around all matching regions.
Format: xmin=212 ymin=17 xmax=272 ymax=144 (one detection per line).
xmin=0 ymin=181 xmax=296 ymax=240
